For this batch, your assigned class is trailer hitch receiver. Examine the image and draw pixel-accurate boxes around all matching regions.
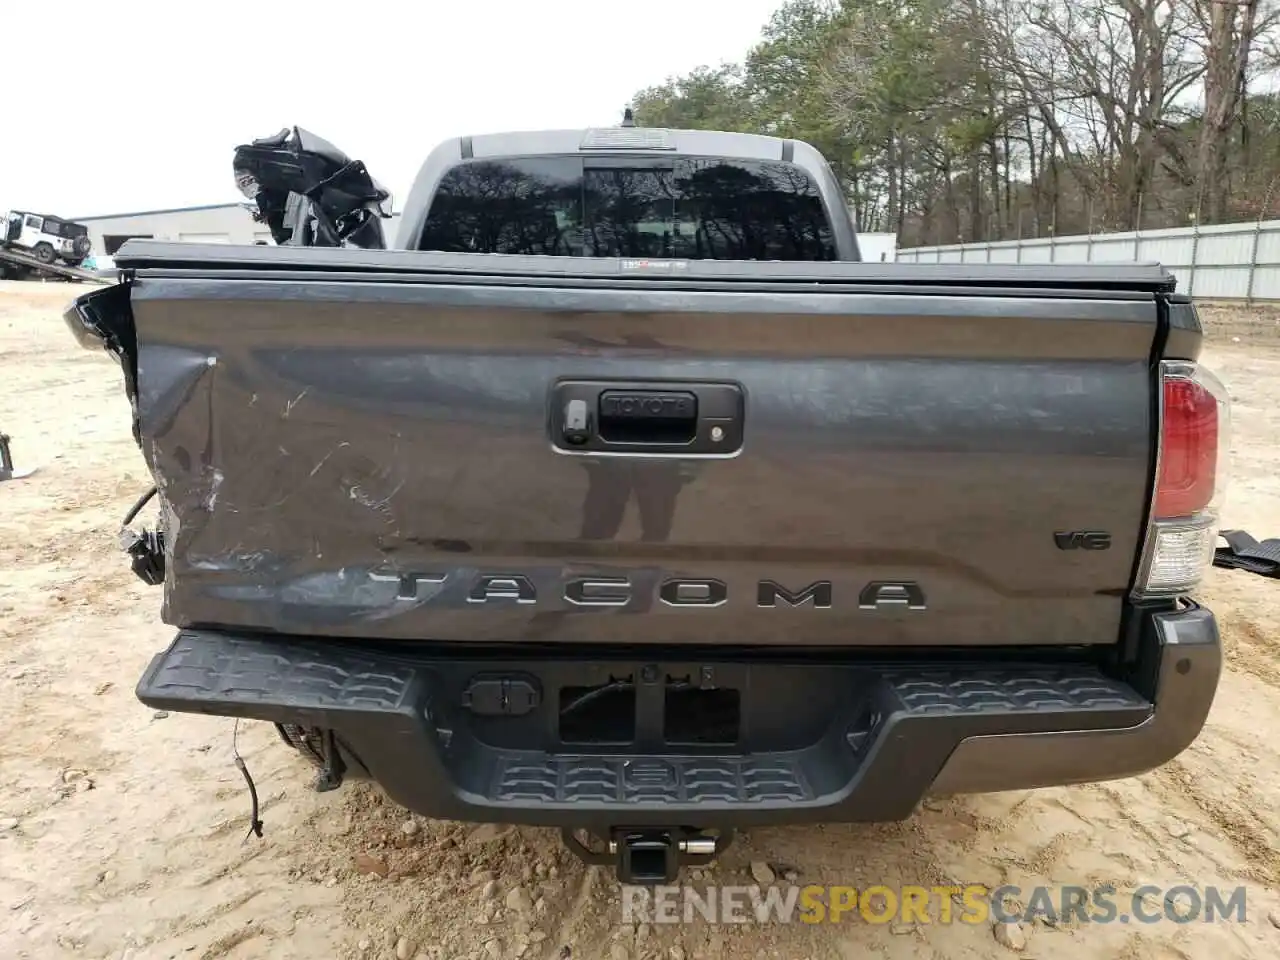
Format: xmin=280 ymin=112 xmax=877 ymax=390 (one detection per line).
xmin=618 ymin=831 xmax=679 ymax=885
xmin=560 ymin=827 xmax=733 ymax=885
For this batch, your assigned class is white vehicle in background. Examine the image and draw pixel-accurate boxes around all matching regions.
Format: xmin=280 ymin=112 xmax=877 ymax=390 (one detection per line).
xmin=2 ymin=210 xmax=93 ymax=267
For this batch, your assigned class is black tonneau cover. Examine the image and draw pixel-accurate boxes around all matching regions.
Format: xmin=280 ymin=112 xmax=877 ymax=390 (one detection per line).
xmin=114 ymin=240 xmax=1177 ymax=295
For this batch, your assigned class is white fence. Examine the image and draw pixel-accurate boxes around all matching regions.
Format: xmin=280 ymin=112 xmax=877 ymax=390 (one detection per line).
xmin=855 ymin=231 xmax=898 ymax=263
xmin=895 ymin=219 xmax=1280 ymax=301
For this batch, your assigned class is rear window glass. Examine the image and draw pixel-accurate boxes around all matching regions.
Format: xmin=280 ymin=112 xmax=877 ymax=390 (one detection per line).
xmin=42 ymin=218 xmax=86 ymax=239
xmin=417 ymin=156 xmax=836 ymax=261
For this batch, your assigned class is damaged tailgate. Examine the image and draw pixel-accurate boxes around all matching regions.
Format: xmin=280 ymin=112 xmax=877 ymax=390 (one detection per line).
xmin=68 ymin=242 xmax=1175 ymax=649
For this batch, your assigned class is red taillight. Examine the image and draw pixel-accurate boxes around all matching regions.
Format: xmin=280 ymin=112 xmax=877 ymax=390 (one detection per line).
xmin=1134 ymin=358 xmax=1230 ymax=599
xmin=1154 ymin=375 xmax=1219 ymax=519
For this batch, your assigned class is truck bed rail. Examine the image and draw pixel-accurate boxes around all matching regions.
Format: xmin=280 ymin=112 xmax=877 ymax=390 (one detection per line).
xmin=112 ymin=240 xmax=1178 ymax=294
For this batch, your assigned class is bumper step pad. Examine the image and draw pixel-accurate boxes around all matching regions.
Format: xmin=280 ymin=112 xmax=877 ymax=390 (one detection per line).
xmin=137 ymin=614 xmax=1218 ymax=827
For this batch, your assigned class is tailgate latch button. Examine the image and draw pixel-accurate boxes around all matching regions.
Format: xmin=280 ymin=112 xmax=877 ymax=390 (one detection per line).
xmin=562 ymin=399 xmax=592 ymax=445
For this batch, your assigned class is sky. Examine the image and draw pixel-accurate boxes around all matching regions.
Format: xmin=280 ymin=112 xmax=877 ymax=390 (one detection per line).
xmin=5 ymin=0 xmax=783 ymax=218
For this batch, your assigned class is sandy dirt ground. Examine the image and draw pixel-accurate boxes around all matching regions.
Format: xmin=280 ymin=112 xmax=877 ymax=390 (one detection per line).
xmin=2 ymin=279 xmax=1279 ymax=960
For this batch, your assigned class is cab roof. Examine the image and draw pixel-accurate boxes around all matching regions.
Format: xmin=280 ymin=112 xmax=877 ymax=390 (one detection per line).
xmin=459 ymin=127 xmax=806 ymax=164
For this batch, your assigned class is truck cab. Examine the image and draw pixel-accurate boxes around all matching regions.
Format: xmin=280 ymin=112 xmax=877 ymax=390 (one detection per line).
xmin=394 ymin=126 xmax=863 ymax=261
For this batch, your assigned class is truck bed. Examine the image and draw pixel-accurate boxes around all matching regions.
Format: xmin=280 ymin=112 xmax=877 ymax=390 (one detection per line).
xmin=65 ymin=241 xmax=1231 ymax=883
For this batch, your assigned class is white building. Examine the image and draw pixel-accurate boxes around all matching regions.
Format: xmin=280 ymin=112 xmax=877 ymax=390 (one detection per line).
xmin=75 ymin=203 xmax=405 ymax=255
xmin=74 ymin=203 xmax=272 ymax=254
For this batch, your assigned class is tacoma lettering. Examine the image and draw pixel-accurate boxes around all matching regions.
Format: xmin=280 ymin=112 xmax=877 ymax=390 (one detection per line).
xmin=565 ymin=577 xmax=631 ymax=607
xmin=659 ymin=578 xmax=728 ymax=607
xmin=375 ymin=571 xmax=924 ymax=610
xmin=467 ymin=574 xmax=537 ymax=604
xmin=858 ymin=580 xmax=927 ymax=611
xmin=757 ymin=579 xmax=833 ymax=609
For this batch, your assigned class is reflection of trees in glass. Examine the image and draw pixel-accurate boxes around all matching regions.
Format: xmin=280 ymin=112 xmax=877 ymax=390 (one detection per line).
xmin=583 ymin=168 xmax=677 ymax=257
xmin=420 ymin=160 xmax=584 ymax=255
xmin=675 ymin=159 xmax=835 ymax=261
xmin=418 ymin=157 xmax=836 ymax=261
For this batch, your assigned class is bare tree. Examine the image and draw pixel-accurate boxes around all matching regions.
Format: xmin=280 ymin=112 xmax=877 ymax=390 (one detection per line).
xmin=1194 ymin=0 xmax=1277 ymax=221
xmin=632 ymin=0 xmax=1280 ymax=244
xmin=1002 ymin=0 xmax=1205 ymax=229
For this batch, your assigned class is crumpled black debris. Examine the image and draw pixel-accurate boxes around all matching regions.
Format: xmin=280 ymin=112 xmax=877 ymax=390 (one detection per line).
xmin=1213 ymin=529 xmax=1280 ymax=578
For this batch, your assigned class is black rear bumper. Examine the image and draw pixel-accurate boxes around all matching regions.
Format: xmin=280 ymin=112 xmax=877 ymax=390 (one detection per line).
xmin=135 ymin=605 xmax=1219 ymax=827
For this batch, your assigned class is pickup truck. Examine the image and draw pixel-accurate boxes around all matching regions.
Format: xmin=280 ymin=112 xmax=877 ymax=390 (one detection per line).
xmin=66 ymin=124 xmax=1229 ymax=886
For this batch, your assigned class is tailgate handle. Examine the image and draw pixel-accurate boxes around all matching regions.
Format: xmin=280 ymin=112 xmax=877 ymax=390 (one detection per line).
xmin=551 ymin=380 xmax=744 ymax=456
xmin=598 ymin=391 xmax=697 ymax=444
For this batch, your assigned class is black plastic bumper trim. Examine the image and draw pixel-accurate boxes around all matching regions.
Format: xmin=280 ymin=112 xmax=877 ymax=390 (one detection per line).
xmin=928 ymin=604 xmax=1220 ymax=794
xmin=135 ymin=606 xmax=1218 ymax=826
